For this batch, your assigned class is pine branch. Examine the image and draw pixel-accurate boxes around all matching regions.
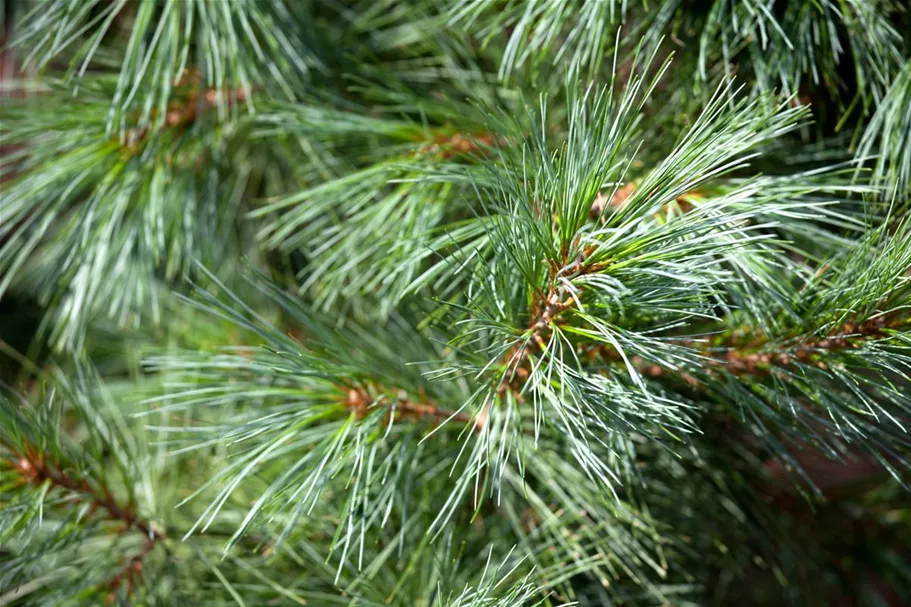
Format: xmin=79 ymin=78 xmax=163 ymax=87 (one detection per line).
xmin=8 ymin=445 xmax=160 ymax=542
xmin=499 ymin=242 xmax=607 ymax=398
xmin=344 ymin=383 xmax=481 ymax=429
xmin=0 ymin=78 xmax=280 ymax=350
xmin=6 ymin=444 xmax=166 ymax=600
xmin=0 ymin=366 xmax=181 ymax=603
xmin=12 ymin=0 xmax=315 ymax=132
xmin=600 ymin=312 xmax=909 ymax=379
xmin=247 ymin=91 xmax=508 ymax=309
xmin=855 ymin=57 xmax=911 ymax=203
xmin=121 ymin=73 xmax=250 ymax=150
xmin=449 ymin=0 xmax=622 ymax=81
xmin=451 ymin=0 xmax=907 ymax=104
xmin=6 ymin=2 xmax=911 ymax=603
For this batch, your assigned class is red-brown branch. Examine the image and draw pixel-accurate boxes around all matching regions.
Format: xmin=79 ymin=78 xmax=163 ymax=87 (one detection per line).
xmin=102 ymin=537 xmax=158 ymax=604
xmin=496 ymin=181 xmax=705 ymax=396
xmin=7 ymin=444 xmax=164 ymax=599
xmin=344 ymin=385 xmax=481 ymax=430
xmin=594 ymin=314 xmax=905 ymax=380
xmin=499 ymin=241 xmax=614 ymax=398
xmin=123 ymin=68 xmax=249 ymax=150
xmin=418 ymin=130 xmax=501 ymax=160
xmin=590 ymin=183 xmax=698 ymax=221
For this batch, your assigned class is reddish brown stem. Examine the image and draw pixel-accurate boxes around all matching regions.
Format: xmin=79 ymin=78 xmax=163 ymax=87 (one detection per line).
xmin=596 ymin=314 xmax=904 ymax=379
xmin=344 ymin=385 xmax=480 ymax=430
xmin=12 ymin=449 xmax=159 ymax=540
xmin=589 ymin=183 xmax=698 ymax=221
xmin=7 ymin=444 xmax=165 ymax=599
xmin=123 ymin=73 xmax=249 ymax=150
xmin=499 ymin=243 xmax=608 ymax=396
xmin=103 ymin=537 xmax=158 ymax=603
xmin=427 ymin=131 xmax=500 ymax=159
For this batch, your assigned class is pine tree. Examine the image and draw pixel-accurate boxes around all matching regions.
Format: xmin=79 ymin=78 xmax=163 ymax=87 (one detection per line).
xmin=1 ymin=1 xmax=910 ymax=605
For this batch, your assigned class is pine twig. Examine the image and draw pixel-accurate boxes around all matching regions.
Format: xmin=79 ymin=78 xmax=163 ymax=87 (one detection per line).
xmin=643 ymin=314 xmax=906 ymax=379
xmin=420 ymin=130 xmax=500 ymax=159
xmin=713 ymin=315 xmax=901 ymax=375
xmin=589 ymin=182 xmax=698 ymax=221
xmin=122 ymin=71 xmax=250 ymax=150
xmin=101 ymin=537 xmax=158 ymax=603
xmin=6 ymin=443 xmax=165 ymax=599
xmin=500 ymin=243 xmax=609 ymax=396
xmin=343 ymin=384 xmax=481 ymax=430
xmin=11 ymin=447 xmax=157 ymax=538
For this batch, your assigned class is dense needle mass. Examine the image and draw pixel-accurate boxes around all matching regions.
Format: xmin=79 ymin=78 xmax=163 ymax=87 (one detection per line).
xmin=0 ymin=1 xmax=909 ymax=605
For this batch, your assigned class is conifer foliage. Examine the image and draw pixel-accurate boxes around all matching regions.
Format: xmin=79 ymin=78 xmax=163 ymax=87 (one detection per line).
xmin=1 ymin=1 xmax=910 ymax=605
